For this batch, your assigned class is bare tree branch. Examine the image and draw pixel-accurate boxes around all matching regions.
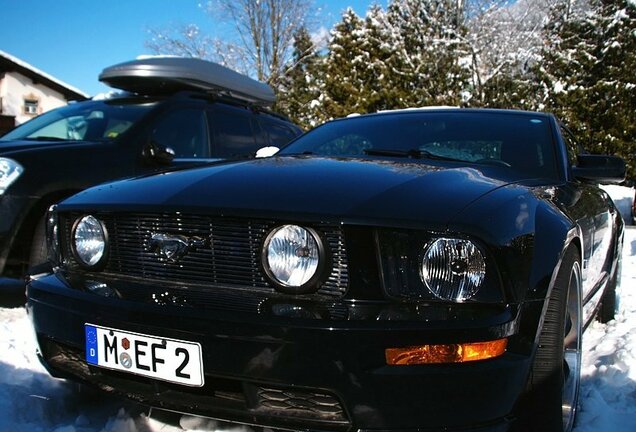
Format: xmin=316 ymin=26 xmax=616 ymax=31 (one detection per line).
xmin=462 ymin=0 xmax=590 ymax=103
xmin=145 ymin=0 xmax=313 ymax=85
xmin=204 ymin=0 xmax=313 ymax=85
xmin=146 ymin=24 xmax=218 ymax=60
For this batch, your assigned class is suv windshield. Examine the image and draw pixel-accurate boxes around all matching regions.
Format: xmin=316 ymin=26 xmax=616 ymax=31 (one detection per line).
xmin=0 ymin=99 xmax=154 ymax=142
xmin=280 ymin=111 xmax=559 ymax=180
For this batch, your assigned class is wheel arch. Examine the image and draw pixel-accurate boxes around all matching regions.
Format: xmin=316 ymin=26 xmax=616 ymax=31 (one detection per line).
xmin=527 ymin=200 xmax=583 ymax=302
xmin=529 ymin=225 xmax=582 ymax=347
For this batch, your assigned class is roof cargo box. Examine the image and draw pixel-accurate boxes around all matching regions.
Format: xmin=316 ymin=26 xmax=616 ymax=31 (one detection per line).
xmin=99 ymin=57 xmax=276 ymax=106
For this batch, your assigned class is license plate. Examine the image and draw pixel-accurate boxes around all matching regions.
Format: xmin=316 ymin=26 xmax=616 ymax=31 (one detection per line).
xmin=85 ymin=324 xmax=204 ymax=387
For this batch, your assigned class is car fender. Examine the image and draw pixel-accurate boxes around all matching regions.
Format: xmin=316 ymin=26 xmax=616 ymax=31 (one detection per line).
xmin=528 ymin=201 xmax=581 ymax=301
xmin=448 ymin=184 xmax=579 ymax=303
xmin=450 ymin=189 xmax=583 ymax=350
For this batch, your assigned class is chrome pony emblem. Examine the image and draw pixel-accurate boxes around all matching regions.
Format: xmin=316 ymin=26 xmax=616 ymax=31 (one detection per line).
xmin=148 ymin=233 xmax=207 ymax=263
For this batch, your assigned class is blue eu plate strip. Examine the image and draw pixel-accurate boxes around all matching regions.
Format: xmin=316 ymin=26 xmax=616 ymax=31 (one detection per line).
xmin=85 ymin=325 xmax=98 ymax=365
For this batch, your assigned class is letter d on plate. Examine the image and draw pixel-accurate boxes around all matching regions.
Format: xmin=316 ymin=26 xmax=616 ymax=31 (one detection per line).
xmin=85 ymin=325 xmax=98 ymax=365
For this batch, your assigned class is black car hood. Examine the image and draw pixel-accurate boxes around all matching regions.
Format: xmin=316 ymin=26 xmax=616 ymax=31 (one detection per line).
xmin=63 ymin=156 xmax=523 ymax=228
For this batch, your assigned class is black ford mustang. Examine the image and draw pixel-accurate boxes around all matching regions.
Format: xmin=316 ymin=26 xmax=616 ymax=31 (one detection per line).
xmin=27 ymin=109 xmax=625 ymax=432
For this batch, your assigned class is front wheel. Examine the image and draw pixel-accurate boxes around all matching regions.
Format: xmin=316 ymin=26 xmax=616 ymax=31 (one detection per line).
xmin=519 ymin=247 xmax=582 ymax=432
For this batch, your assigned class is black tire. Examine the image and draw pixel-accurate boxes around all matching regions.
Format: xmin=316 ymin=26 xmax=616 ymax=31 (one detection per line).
xmin=598 ymin=251 xmax=621 ymax=323
xmin=28 ymin=215 xmax=48 ymax=269
xmin=518 ymin=247 xmax=582 ymax=432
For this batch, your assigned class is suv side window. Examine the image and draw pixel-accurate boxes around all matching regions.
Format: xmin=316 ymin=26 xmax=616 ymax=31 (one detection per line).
xmin=151 ymin=109 xmax=209 ymax=158
xmin=261 ymin=121 xmax=298 ymax=148
xmin=209 ymin=108 xmax=258 ymax=157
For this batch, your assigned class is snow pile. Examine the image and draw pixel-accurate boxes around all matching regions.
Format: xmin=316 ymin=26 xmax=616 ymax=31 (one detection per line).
xmin=601 ymin=184 xmax=634 ymax=225
xmin=0 ymin=309 xmax=159 ymax=432
xmin=1 ymin=229 xmax=636 ymax=431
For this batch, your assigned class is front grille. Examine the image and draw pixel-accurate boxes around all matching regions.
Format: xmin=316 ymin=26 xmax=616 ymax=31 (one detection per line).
xmin=61 ymin=212 xmax=348 ymax=297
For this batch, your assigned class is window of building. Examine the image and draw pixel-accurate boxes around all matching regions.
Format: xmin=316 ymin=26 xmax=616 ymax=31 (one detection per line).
xmin=24 ymin=99 xmax=39 ymax=115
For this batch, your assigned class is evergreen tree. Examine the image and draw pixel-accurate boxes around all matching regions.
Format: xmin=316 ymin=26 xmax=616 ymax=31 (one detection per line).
xmin=385 ymin=0 xmax=471 ymax=107
xmin=538 ymin=0 xmax=636 ymax=178
xmin=321 ymin=8 xmax=369 ymax=120
xmin=358 ymin=5 xmax=397 ymax=112
xmin=276 ymin=27 xmax=324 ymax=129
xmin=319 ymin=6 xmax=398 ymax=120
xmin=463 ymin=0 xmax=590 ymax=108
xmin=479 ymin=68 xmax=537 ymax=109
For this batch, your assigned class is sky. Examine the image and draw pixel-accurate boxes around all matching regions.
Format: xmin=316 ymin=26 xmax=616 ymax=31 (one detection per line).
xmin=0 ymin=0 xmax=385 ymax=97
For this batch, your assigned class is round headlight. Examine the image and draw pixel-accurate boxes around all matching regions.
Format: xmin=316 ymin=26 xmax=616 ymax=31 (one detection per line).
xmin=420 ymin=238 xmax=486 ymax=302
xmin=263 ymin=225 xmax=323 ymax=293
xmin=72 ymin=215 xmax=107 ymax=267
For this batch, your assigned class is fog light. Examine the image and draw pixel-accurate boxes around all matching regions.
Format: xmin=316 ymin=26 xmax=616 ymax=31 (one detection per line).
xmin=72 ymin=215 xmax=107 ymax=268
xmin=263 ymin=224 xmax=325 ymax=293
xmin=385 ymin=338 xmax=507 ymax=365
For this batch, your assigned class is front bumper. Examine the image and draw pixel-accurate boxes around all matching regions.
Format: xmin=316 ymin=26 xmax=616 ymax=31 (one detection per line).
xmin=28 ymin=273 xmax=532 ymax=432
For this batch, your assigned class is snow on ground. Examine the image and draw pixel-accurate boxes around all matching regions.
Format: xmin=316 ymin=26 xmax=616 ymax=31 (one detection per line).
xmin=1 ymin=229 xmax=636 ymax=431
xmin=601 ymin=184 xmax=634 ymax=226
xmin=575 ymin=226 xmax=636 ymax=432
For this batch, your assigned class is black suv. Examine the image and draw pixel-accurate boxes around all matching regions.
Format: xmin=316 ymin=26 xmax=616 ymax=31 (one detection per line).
xmin=0 ymin=68 xmax=301 ymax=290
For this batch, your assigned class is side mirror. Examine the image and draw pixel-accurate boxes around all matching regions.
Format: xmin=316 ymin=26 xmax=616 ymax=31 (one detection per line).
xmin=255 ymin=146 xmax=280 ymax=158
xmin=572 ymin=154 xmax=626 ymax=184
xmin=143 ymin=140 xmax=175 ymax=165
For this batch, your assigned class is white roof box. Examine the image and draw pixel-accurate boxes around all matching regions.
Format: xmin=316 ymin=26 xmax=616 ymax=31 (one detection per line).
xmin=99 ymin=57 xmax=276 ymax=106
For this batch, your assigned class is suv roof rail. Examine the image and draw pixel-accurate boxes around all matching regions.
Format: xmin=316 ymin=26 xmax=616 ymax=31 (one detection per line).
xmin=167 ymin=90 xmax=291 ymax=123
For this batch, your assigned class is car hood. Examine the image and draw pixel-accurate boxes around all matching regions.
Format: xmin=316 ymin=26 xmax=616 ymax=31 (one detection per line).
xmin=63 ymin=156 xmax=524 ymax=229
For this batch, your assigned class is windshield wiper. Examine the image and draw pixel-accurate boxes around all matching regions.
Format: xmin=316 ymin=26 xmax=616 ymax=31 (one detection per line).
xmin=363 ymin=148 xmax=463 ymax=162
xmin=23 ymin=136 xmax=70 ymax=142
xmin=281 ymin=150 xmax=314 ymax=156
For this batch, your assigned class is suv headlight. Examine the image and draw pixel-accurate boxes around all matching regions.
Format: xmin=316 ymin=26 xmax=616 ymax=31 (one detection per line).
xmin=420 ymin=238 xmax=486 ymax=302
xmin=72 ymin=215 xmax=108 ymax=268
xmin=0 ymin=158 xmax=24 ymax=195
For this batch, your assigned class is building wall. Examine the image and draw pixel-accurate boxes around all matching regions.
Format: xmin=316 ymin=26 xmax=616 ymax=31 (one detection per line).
xmin=0 ymin=71 xmax=69 ymax=125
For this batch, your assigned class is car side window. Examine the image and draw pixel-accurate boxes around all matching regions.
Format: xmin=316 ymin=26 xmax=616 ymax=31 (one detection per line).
xmin=151 ymin=109 xmax=209 ymax=158
xmin=261 ymin=121 xmax=298 ymax=148
xmin=209 ymin=109 xmax=258 ymax=157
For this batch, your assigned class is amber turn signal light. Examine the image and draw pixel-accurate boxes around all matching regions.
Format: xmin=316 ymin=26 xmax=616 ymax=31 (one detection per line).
xmin=385 ymin=338 xmax=508 ymax=365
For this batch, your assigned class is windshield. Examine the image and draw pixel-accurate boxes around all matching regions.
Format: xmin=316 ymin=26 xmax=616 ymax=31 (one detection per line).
xmin=280 ymin=111 xmax=559 ymax=179
xmin=0 ymin=99 xmax=154 ymax=142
